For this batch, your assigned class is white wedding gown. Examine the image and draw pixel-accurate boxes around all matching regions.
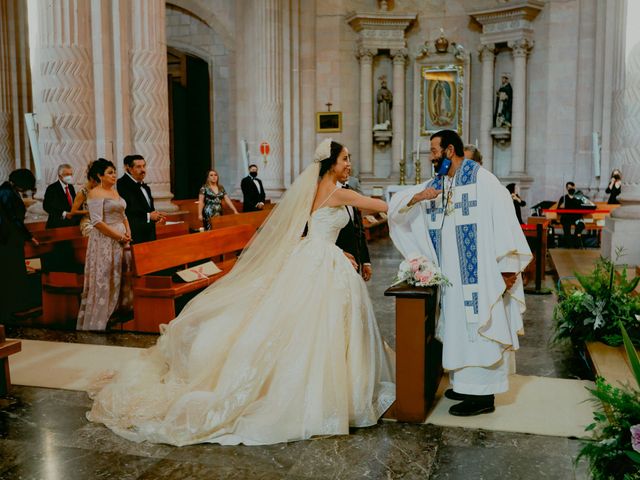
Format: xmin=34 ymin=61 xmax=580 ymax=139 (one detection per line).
xmin=88 ymin=206 xmax=396 ymax=446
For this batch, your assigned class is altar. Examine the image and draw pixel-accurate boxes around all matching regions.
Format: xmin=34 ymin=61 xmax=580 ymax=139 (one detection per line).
xmin=385 ymin=184 xmax=416 ymax=203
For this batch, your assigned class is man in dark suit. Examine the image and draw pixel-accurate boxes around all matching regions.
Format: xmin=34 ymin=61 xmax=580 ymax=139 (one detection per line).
xmin=241 ymin=164 xmax=266 ymax=212
xmin=117 ymin=154 xmax=165 ymax=244
xmin=43 ymin=163 xmax=81 ymax=229
xmin=335 ymin=168 xmax=372 ymax=281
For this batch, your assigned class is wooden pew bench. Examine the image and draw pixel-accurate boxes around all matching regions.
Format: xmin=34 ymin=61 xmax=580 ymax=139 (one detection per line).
xmin=0 ymin=325 xmax=21 ymax=395
xmin=125 ymin=224 xmax=255 ymax=332
xmin=28 ymin=222 xmax=189 ymax=328
xmin=210 ymin=208 xmax=272 ymax=232
xmin=361 ymin=211 xmax=388 ymax=241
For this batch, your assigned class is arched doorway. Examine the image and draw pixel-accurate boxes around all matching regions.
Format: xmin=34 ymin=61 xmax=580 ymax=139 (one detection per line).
xmin=167 ymin=48 xmax=211 ymax=200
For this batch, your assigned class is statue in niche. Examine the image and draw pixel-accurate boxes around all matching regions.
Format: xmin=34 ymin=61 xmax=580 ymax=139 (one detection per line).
xmin=494 ymin=74 xmax=513 ymax=128
xmin=375 ymin=77 xmax=393 ymax=129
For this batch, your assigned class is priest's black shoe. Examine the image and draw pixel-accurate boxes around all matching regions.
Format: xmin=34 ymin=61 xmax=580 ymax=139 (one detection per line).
xmin=448 ymin=395 xmax=495 ymax=417
xmin=444 ymin=389 xmax=468 ymax=401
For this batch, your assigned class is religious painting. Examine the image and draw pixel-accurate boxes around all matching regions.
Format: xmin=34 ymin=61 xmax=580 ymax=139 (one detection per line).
xmin=420 ymin=65 xmax=463 ymax=136
xmin=316 ymin=112 xmax=342 ymax=133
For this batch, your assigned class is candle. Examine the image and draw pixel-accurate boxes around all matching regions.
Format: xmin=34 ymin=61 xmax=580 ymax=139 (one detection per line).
xmin=475 ymin=138 xmax=478 ymax=147
xmin=400 ymin=139 xmax=404 ymax=160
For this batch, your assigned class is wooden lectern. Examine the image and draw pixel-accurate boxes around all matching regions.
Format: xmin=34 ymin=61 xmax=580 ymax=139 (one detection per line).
xmin=384 ymin=283 xmax=442 ymax=423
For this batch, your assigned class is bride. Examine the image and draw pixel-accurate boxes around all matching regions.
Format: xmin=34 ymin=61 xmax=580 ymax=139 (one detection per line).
xmin=87 ymin=139 xmax=395 ymax=446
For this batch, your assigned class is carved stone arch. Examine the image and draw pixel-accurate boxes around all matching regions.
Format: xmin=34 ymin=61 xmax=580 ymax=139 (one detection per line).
xmin=166 ymin=0 xmax=234 ymax=49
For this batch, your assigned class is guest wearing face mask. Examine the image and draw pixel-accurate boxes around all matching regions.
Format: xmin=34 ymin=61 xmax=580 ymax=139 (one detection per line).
xmin=241 ymin=164 xmax=266 ymax=212
xmin=557 ymin=181 xmax=585 ymax=247
xmin=43 ymin=163 xmax=81 ymax=229
xmin=605 ymin=169 xmax=622 ymax=204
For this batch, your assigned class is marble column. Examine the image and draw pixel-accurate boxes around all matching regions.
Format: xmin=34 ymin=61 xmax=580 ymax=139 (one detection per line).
xmin=391 ymin=49 xmax=407 ymax=177
xmin=602 ymin=43 xmax=640 ymax=264
xmin=508 ymin=39 xmax=533 ymax=175
xmin=30 ymin=0 xmax=96 ymax=190
xmin=255 ymin=0 xmax=284 ymax=192
xmin=0 ymin=4 xmax=13 ymax=180
xmin=478 ymin=44 xmax=495 ymax=172
xmin=358 ymin=47 xmax=375 ymax=176
xmin=129 ymin=0 xmax=176 ymax=210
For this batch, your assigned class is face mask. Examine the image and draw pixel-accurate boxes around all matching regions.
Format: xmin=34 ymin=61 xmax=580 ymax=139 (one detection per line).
xmin=567 ymin=188 xmax=576 ymax=195
xmin=249 ymin=171 xmax=258 ymax=178
xmin=62 ymin=175 xmax=73 ymax=185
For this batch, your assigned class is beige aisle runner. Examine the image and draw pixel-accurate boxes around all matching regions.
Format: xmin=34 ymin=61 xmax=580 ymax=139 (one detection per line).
xmin=426 ymin=374 xmax=595 ymax=439
xmin=9 ymin=339 xmax=595 ymax=438
xmin=9 ymin=339 xmax=144 ymax=391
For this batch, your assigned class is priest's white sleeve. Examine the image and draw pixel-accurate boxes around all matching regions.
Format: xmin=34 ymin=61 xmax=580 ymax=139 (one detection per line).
xmin=388 ymin=184 xmax=438 ymax=264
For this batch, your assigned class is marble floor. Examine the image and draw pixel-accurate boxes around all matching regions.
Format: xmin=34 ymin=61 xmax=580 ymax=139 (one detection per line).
xmin=1 ymin=238 xmax=592 ymax=479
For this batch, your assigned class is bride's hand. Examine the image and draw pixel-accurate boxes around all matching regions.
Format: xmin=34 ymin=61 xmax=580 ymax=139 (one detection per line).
xmin=343 ymin=251 xmax=358 ymax=271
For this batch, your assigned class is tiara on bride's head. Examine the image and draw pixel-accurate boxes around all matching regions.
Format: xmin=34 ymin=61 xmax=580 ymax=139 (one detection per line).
xmin=313 ymin=138 xmax=333 ymax=163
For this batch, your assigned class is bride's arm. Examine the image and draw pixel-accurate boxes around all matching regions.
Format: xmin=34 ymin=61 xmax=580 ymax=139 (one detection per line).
xmin=334 ymin=188 xmax=388 ymax=213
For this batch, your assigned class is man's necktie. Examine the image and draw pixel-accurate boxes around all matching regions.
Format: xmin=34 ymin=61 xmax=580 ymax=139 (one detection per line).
xmin=64 ymin=185 xmax=73 ymax=208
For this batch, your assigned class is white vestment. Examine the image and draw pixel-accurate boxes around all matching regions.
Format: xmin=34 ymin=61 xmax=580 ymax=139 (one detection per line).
xmin=389 ymin=160 xmax=532 ymax=395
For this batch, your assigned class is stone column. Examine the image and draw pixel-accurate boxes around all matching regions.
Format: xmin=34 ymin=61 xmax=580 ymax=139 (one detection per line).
xmin=129 ymin=0 xmax=175 ymax=210
xmin=0 ymin=4 xmax=14 ymax=180
xmin=30 ymin=0 xmax=96 ymax=198
xmin=357 ymin=48 xmax=375 ymax=176
xmin=508 ymin=39 xmax=533 ymax=175
xmin=255 ymin=0 xmax=284 ymax=192
xmin=478 ymin=44 xmax=495 ymax=172
xmin=602 ymin=43 xmax=640 ymax=264
xmin=391 ymin=49 xmax=407 ymax=177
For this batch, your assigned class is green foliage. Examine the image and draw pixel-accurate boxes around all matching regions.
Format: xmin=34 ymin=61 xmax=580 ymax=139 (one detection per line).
xmin=553 ymin=255 xmax=640 ymax=346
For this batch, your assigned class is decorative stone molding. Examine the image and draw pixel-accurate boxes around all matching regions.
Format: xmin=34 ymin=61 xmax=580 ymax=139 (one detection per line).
xmin=347 ymin=13 xmax=416 ymax=52
xmin=356 ymin=47 xmax=376 ymax=63
xmin=478 ymin=43 xmax=496 ymax=62
xmin=417 ymin=40 xmax=467 ymax=62
xmin=470 ymin=1 xmax=543 ymax=45
xmin=509 ymin=38 xmax=534 ymax=58
xmin=391 ymin=49 xmax=408 ymax=65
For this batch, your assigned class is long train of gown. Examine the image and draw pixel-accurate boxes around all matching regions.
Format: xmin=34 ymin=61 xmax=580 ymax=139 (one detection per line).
xmin=87 ymin=206 xmax=395 ymax=446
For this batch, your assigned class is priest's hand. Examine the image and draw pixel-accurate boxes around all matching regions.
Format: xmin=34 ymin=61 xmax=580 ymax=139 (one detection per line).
xmin=407 ymin=187 xmax=442 ymax=207
xmin=502 ymin=272 xmax=518 ymax=290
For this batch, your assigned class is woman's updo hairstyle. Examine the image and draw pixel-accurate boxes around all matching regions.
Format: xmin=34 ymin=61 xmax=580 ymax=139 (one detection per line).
xmin=92 ymin=158 xmax=116 ymax=180
xmin=318 ymin=141 xmax=345 ymax=177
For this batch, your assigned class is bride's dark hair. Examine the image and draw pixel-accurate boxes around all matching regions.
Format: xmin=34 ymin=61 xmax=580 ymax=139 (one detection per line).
xmin=319 ymin=141 xmax=345 ymax=177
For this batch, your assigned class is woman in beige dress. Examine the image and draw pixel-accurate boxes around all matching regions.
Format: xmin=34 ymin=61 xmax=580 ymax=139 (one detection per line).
xmin=76 ymin=159 xmax=132 ymax=331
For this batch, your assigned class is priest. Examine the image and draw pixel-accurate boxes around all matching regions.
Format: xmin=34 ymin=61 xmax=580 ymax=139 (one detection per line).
xmin=388 ymin=129 xmax=532 ymax=416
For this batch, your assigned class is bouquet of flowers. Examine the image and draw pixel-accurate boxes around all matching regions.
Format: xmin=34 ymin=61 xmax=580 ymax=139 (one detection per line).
xmin=392 ymin=255 xmax=450 ymax=287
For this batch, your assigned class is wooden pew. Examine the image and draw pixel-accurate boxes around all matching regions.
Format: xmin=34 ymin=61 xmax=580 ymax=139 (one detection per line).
xmin=126 ymin=224 xmax=255 ymax=332
xmin=0 ymin=325 xmax=21 ymax=395
xmin=30 ymin=222 xmax=189 ymax=328
xmin=210 ymin=208 xmax=272 ymax=232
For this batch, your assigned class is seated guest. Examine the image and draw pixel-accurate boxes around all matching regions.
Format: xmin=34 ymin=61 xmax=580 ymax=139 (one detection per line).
xmin=606 ymin=169 xmax=622 ymax=204
xmin=464 ymin=145 xmax=483 ymax=165
xmin=0 ymin=169 xmax=39 ymax=322
xmin=77 ymin=159 xmax=132 ymax=331
xmin=117 ymin=154 xmax=165 ymax=244
xmin=506 ymin=183 xmax=526 ymax=225
xmin=241 ymin=164 xmax=266 ymax=212
xmin=69 ymin=160 xmax=100 ymax=237
xmin=557 ymin=181 xmax=586 ymax=247
xmin=198 ymin=169 xmax=238 ymax=231
xmin=43 ymin=163 xmax=81 ymax=228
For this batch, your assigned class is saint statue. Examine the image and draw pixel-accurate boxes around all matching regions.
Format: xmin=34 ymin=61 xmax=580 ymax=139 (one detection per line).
xmin=494 ymin=74 xmax=513 ymax=128
xmin=376 ymin=79 xmax=393 ymax=127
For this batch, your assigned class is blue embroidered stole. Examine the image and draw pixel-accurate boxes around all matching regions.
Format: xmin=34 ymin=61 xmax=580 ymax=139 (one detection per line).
xmin=425 ymin=159 xmax=481 ymax=337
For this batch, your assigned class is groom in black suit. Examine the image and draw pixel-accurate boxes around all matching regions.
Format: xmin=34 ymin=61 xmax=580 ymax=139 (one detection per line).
xmin=117 ymin=154 xmax=165 ymax=244
xmin=241 ymin=164 xmax=266 ymax=212
xmin=335 ymin=167 xmax=372 ymax=281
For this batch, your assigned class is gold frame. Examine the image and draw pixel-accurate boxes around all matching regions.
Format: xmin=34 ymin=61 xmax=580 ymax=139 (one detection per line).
xmin=420 ymin=64 xmax=463 ymax=137
xmin=316 ymin=112 xmax=342 ymax=133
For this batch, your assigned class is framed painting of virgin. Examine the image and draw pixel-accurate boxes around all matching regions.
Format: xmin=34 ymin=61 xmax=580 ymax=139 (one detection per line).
xmin=420 ymin=65 xmax=463 ymax=136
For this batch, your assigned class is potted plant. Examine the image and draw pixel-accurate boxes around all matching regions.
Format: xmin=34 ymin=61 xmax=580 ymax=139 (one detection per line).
xmin=578 ymin=323 xmax=640 ymax=479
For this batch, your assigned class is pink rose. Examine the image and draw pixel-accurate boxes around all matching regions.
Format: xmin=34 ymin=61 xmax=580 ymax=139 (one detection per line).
xmin=631 ymin=424 xmax=640 ymax=453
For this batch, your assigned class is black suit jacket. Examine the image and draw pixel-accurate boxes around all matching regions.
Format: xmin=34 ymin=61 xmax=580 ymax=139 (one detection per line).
xmin=335 ymin=205 xmax=370 ymax=270
xmin=117 ymin=174 xmax=156 ymax=244
xmin=241 ymin=176 xmax=266 ymax=212
xmin=43 ymin=181 xmax=80 ymax=229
